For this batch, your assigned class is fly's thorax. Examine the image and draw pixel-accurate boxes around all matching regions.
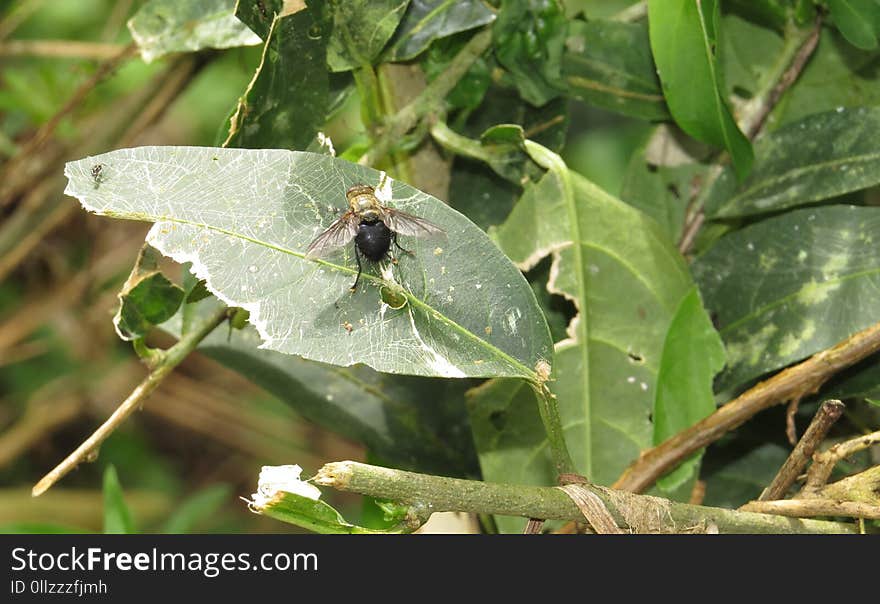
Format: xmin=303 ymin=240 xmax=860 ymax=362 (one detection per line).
xmin=346 ymin=184 xmax=383 ymax=219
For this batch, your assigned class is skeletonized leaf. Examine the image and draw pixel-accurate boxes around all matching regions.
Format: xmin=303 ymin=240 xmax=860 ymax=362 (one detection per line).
xmin=127 ymin=0 xmax=261 ymax=63
xmin=65 ymin=146 xmax=551 ymax=381
xmin=694 ymin=205 xmax=880 ymax=391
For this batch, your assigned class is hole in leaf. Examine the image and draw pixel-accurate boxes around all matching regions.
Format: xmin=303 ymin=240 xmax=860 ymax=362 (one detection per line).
xmin=380 ymin=286 xmax=407 ymax=309
xmin=526 ymin=257 xmax=576 ymax=343
xmin=732 ymin=85 xmax=752 ymax=100
xmin=489 ymin=410 xmax=507 ymax=431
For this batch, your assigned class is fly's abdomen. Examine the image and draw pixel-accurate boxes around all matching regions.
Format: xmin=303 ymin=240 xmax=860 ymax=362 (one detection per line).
xmin=355 ymin=220 xmax=392 ymax=261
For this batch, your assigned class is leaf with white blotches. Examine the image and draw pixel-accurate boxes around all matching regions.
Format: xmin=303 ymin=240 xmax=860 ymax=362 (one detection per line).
xmin=707 ymin=107 xmax=880 ymax=219
xmin=694 ymin=205 xmax=880 ymax=391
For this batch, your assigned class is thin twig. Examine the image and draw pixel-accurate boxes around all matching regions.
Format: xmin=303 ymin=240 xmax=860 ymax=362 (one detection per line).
xmin=809 ymin=466 xmax=880 ymax=503
xmin=758 ymin=399 xmax=845 ymax=501
xmin=0 ymin=39 xmax=126 ymax=59
xmin=614 ymin=320 xmax=880 ymax=494
xmin=315 ymin=460 xmax=856 ymax=533
xmin=31 ymin=307 xmax=229 ymax=497
xmin=740 ymin=498 xmax=880 ymax=520
xmin=741 ymin=16 xmax=823 ymax=139
xmin=803 ymin=430 xmax=880 ymax=493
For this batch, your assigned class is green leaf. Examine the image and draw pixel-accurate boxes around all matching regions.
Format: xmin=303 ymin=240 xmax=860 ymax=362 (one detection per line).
xmin=385 ymin=0 xmax=496 ymax=61
xmin=493 ymin=0 xmax=568 ymax=106
xmin=701 ymin=442 xmax=790 ymax=508
xmin=103 ymin=466 xmax=135 ymax=534
xmin=773 ymin=28 xmax=880 ymax=127
xmin=654 ymin=287 xmax=726 ymax=492
xmin=693 ymin=205 xmax=880 ymax=391
xmin=235 ymin=0 xmax=283 ymax=39
xmin=472 ymin=143 xmax=703 ymax=529
xmin=563 ymin=19 xmax=669 ymax=120
xmin=170 ymin=295 xmax=479 ymax=476
xmin=0 ymin=523 xmax=85 ymax=534
xmin=447 ymin=158 xmax=521 ymax=231
xmin=256 ymin=491 xmax=411 ymax=533
xmin=619 ymin=127 xmax=709 ymax=243
xmin=720 ymin=11 xmax=785 ymax=102
xmin=161 ymin=484 xmax=232 ymax=534
xmin=461 ymin=86 xmax=569 ymax=153
xmin=327 ymin=0 xmax=410 ymax=71
xmin=827 ymin=0 xmax=880 ymax=50
xmin=127 ymin=0 xmax=261 ymax=63
xmin=65 ymin=146 xmax=551 ymax=381
xmin=724 ymin=0 xmax=789 ymax=31
xmin=225 ymin=6 xmax=328 ymax=151
xmin=648 ymin=0 xmax=753 ymax=178
xmin=113 ymin=245 xmax=184 ymax=342
xmin=823 ymin=359 xmax=880 ymax=401
xmin=707 ymin=107 xmax=880 ymax=219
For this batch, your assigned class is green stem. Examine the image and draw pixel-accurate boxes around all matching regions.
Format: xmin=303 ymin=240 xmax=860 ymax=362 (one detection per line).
xmin=429 ymin=120 xmax=490 ymax=161
xmin=531 ymin=383 xmax=577 ymax=478
xmin=316 ymin=461 xmax=856 ymax=534
xmin=32 ymin=306 xmax=229 ymax=496
xmin=361 ymin=27 xmax=493 ymax=167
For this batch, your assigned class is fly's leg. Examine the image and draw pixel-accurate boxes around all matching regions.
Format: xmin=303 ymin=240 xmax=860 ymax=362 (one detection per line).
xmin=350 ymin=243 xmax=363 ymax=292
xmin=391 ymin=232 xmax=412 ymax=259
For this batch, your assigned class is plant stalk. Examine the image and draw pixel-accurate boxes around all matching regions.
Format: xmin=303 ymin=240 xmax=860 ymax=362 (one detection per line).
xmin=316 ymin=461 xmax=856 ymax=534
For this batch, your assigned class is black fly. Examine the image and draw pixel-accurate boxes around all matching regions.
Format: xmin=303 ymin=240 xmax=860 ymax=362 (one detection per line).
xmin=305 ymin=183 xmax=444 ymax=291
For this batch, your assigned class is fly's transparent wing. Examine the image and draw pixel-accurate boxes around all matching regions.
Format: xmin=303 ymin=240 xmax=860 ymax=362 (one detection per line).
xmin=305 ymin=214 xmax=358 ymax=258
xmin=383 ymin=209 xmax=445 ymax=238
